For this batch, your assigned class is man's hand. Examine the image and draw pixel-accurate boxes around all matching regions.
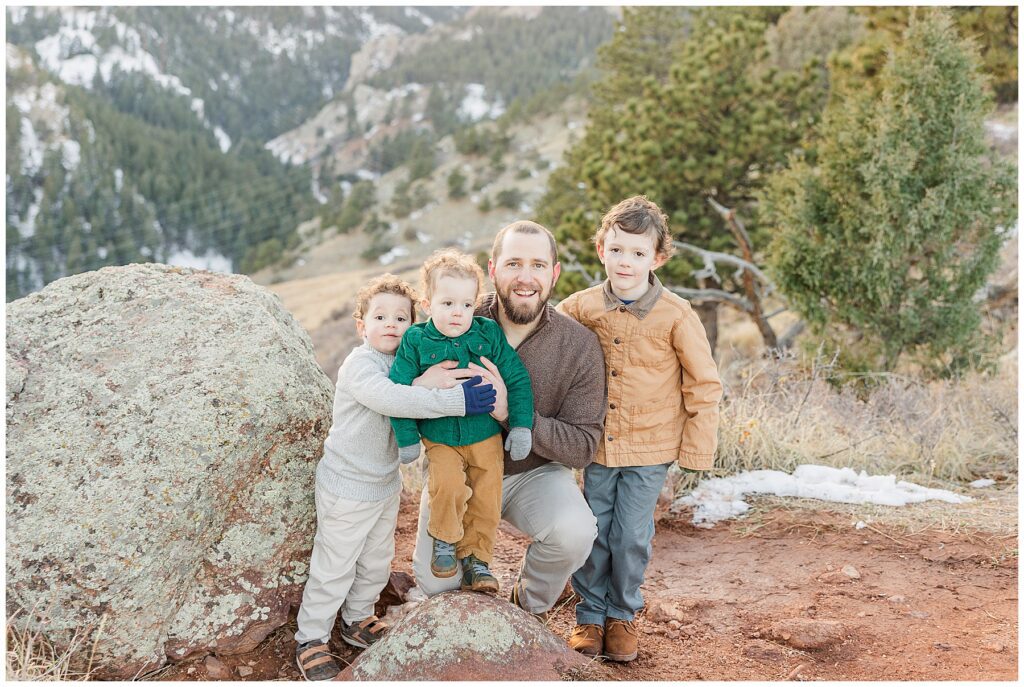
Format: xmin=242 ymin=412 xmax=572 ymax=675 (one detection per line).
xmin=398 ymin=444 xmax=422 ymax=464
xmin=504 ymin=427 xmax=532 ymax=461
xmin=413 ymin=360 xmax=475 ymax=389
xmin=469 ymin=357 xmax=508 ymax=422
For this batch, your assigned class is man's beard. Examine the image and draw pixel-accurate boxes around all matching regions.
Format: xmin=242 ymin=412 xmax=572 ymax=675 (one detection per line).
xmin=496 ymin=281 xmax=549 ymax=325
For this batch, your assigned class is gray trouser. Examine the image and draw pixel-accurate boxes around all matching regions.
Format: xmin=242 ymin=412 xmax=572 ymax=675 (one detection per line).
xmin=572 ymin=461 xmax=671 ymax=624
xmin=413 ymin=461 xmax=597 ymax=614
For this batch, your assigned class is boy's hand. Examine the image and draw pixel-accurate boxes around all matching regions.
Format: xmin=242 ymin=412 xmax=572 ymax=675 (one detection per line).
xmin=504 ymin=427 xmax=532 ymax=461
xmin=413 ymin=360 xmax=474 ymax=389
xmin=398 ymin=444 xmax=421 ymax=464
xmin=469 ymin=357 xmax=508 ymax=422
xmin=461 ymin=376 xmax=496 ymax=416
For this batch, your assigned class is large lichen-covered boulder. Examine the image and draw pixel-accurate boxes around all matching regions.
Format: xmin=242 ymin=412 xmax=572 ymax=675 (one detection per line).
xmin=339 ymin=591 xmax=592 ymax=680
xmin=6 ymin=264 xmax=332 ymax=679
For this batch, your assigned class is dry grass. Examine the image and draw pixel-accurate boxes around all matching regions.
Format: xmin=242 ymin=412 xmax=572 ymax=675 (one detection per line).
xmin=5 ymin=610 xmax=104 ymax=681
xmin=707 ymin=346 xmax=1017 ymax=486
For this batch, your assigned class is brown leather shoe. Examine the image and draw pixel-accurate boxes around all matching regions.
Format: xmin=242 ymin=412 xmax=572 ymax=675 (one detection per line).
xmin=509 ymin=579 xmax=549 ymax=622
xmin=604 ymin=618 xmax=638 ymax=662
xmin=568 ymin=623 xmax=604 ymax=657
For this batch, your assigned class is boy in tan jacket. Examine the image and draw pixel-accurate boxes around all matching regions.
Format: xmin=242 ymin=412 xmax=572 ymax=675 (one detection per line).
xmin=557 ymin=196 xmax=723 ymax=662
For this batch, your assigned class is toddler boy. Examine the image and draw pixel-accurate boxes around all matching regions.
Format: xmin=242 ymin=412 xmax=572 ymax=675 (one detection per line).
xmin=389 ymin=249 xmax=534 ymax=594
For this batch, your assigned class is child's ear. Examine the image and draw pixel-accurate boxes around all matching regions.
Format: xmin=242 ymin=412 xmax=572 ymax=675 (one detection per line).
xmin=420 ymin=298 xmax=431 ymax=316
xmin=652 ymin=252 xmax=670 ymax=270
xmin=355 ymin=319 xmax=366 ymax=338
xmin=595 ymin=241 xmax=605 ymax=262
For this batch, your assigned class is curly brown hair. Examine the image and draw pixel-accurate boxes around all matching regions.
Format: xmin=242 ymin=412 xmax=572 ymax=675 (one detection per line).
xmin=352 ymin=273 xmax=419 ymax=322
xmin=420 ymin=248 xmax=486 ymax=301
xmin=593 ymin=195 xmax=676 ymax=259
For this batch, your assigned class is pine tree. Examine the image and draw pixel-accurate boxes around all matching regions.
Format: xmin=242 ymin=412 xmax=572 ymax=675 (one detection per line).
xmin=761 ymin=10 xmax=1017 ymax=374
xmin=536 ymin=8 xmax=820 ymax=297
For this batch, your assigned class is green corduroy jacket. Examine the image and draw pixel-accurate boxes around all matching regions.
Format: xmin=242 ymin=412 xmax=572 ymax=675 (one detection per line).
xmin=388 ymin=316 xmax=533 ymax=448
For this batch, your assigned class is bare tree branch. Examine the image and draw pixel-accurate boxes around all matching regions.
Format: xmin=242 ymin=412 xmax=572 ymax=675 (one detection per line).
xmin=672 ymin=241 xmax=773 ymax=286
xmin=665 ymin=286 xmax=751 ymax=311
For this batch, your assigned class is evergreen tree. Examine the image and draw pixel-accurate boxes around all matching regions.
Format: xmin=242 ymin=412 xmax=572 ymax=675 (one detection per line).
xmin=761 ymin=10 xmax=1017 ymax=374
xmin=536 ymin=8 xmax=820 ymax=297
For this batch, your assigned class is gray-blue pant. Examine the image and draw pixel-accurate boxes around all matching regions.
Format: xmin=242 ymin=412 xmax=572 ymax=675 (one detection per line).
xmin=572 ymin=461 xmax=671 ymax=625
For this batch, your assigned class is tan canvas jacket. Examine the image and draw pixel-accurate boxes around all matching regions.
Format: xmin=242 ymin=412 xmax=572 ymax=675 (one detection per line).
xmin=556 ymin=274 xmax=722 ymax=470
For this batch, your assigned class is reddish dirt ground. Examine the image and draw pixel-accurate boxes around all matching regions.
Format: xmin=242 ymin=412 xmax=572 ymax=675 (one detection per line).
xmin=155 ymin=494 xmax=1018 ymax=682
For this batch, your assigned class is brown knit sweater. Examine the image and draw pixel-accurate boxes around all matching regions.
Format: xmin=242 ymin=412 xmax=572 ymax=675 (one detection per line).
xmin=477 ymin=294 xmax=607 ymax=475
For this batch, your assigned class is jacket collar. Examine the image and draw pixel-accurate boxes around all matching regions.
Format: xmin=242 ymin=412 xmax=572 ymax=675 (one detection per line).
xmin=601 ymin=273 xmax=663 ymax=320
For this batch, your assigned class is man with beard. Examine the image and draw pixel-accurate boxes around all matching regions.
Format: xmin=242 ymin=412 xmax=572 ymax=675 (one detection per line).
xmin=410 ymin=220 xmax=607 ymax=617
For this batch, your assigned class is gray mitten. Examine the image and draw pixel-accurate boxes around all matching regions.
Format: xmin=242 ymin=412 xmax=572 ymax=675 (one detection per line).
xmin=398 ymin=444 xmax=421 ymax=464
xmin=504 ymin=427 xmax=532 ymax=461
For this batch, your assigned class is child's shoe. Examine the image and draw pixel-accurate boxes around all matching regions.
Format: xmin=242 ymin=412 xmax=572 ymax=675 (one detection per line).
xmin=339 ymin=615 xmax=388 ymax=649
xmin=431 ymin=538 xmax=458 ymax=578
xmin=459 ymin=554 xmax=499 ymax=594
xmin=603 ymin=618 xmax=638 ymax=662
xmin=295 ymin=640 xmax=340 ymax=681
xmin=568 ymin=623 xmax=604 ymax=657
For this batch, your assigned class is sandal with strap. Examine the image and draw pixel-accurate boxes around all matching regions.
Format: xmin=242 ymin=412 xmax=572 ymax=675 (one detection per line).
xmin=295 ymin=640 xmax=341 ymax=681
xmin=340 ymin=615 xmax=388 ymax=649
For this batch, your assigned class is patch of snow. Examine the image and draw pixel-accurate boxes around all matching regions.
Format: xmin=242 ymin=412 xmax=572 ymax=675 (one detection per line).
xmin=567 ymin=120 xmax=579 ymax=130
xmin=208 ymin=78 xmax=219 ymax=91
xmin=61 ymin=138 xmax=81 ymax=170
xmin=378 ymin=245 xmax=409 ymax=265
xmin=985 ymin=120 xmax=1016 ymax=141
xmin=190 ymin=98 xmax=205 ymax=118
xmin=359 ymin=10 xmax=404 ymax=42
xmin=416 ymin=231 xmax=432 ymax=244
xmin=7 ymin=43 xmax=29 ymax=69
xmin=672 ymin=465 xmax=972 ymax=528
xmin=213 ymin=127 xmax=231 ymax=153
xmin=97 ymin=246 xmax=108 ymax=259
xmin=166 ymin=248 xmax=233 ymax=274
xmin=458 ymin=83 xmax=504 ymax=121
xmin=9 ymin=6 xmax=28 ymax=23
xmin=405 ymin=7 xmax=434 ymax=27
xmin=16 ymin=189 xmax=45 ymax=239
xmin=114 ymin=168 xmax=124 ymax=192
xmin=354 ymin=169 xmax=379 ymax=181
xmin=17 ymin=115 xmax=44 ymax=176
xmin=969 ymin=479 xmax=996 ymax=489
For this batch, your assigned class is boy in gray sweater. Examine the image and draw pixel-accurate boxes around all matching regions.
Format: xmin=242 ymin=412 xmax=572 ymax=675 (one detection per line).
xmin=294 ymin=274 xmax=496 ymax=681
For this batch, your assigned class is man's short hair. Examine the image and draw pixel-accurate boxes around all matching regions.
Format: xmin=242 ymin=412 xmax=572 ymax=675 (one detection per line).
xmin=420 ymin=248 xmax=486 ymax=300
xmin=593 ymin=195 xmax=676 ymax=259
xmin=353 ymin=273 xmax=418 ymax=322
xmin=491 ymin=220 xmax=558 ymax=265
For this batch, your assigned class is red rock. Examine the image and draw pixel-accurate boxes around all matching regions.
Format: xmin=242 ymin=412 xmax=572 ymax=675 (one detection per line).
xmin=374 ymin=571 xmax=417 ymax=617
xmin=768 ymin=619 xmax=846 ymax=650
xmin=204 ymin=655 xmax=231 ymax=680
xmin=338 ymin=591 xmax=590 ymax=680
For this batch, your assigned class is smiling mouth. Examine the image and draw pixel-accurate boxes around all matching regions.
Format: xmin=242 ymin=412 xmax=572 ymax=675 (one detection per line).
xmin=513 ymin=288 xmax=538 ymax=297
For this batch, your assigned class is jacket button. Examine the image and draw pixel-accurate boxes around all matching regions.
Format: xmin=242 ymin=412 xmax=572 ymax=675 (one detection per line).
xmin=607 ymin=436 xmax=614 ymax=442
xmin=610 ymin=370 xmax=618 ymax=377
xmin=618 ymin=306 xmax=626 ymax=312
xmin=454 ymin=342 xmax=460 ymax=347
xmin=609 ymin=403 xmax=616 ymax=410
xmin=614 ymin=337 xmax=621 ymax=344
xmin=430 ymin=354 xmax=436 ymax=359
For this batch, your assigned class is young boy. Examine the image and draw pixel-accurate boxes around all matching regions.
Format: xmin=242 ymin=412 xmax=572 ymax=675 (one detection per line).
xmin=294 ymin=274 xmax=497 ymax=681
xmin=389 ymin=248 xmax=533 ymax=595
xmin=557 ymin=196 xmax=723 ymax=662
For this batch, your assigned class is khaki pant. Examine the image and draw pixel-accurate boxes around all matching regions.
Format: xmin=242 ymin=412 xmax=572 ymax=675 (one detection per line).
xmin=413 ymin=461 xmax=598 ymax=614
xmin=423 ymin=434 xmax=503 ymax=564
xmin=294 ymin=483 xmax=400 ymax=645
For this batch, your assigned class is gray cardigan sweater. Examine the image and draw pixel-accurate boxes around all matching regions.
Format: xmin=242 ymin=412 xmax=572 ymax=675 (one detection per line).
xmin=317 ymin=343 xmax=465 ymax=501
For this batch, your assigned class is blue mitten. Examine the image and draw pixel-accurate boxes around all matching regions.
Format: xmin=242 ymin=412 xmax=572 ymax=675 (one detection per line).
xmin=461 ymin=376 xmax=496 ymax=416
xmin=504 ymin=427 xmax=532 ymax=461
xmin=398 ymin=444 xmax=421 ymax=464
